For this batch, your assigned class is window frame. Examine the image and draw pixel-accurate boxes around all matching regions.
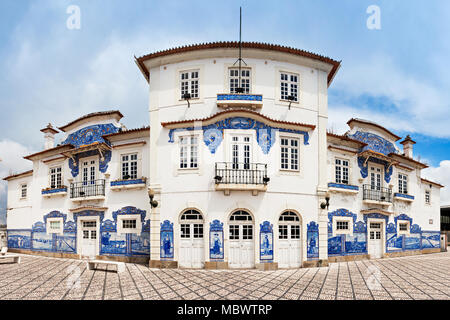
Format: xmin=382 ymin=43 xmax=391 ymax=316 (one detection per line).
xmin=120 ymin=152 xmax=140 ymax=180
xmin=333 ymin=217 xmax=353 ymax=236
xmin=280 ymin=136 xmax=300 ymax=172
xmin=279 ymin=71 xmax=300 ymax=103
xmin=178 ymin=134 xmax=200 ymax=171
xmin=398 ymin=173 xmax=408 ymax=194
xmin=335 ymin=157 xmax=350 ymax=185
xmin=49 ymin=165 xmax=63 ymax=189
xmin=117 ymin=215 xmax=141 ymax=235
xmin=20 ymin=183 xmax=27 ymax=199
xmin=425 ymin=190 xmax=431 ymax=205
xmin=179 ymin=69 xmax=200 ymax=100
xmin=228 ymin=67 xmax=252 ymax=94
xmin=47 ymin=217 xmax=64 ymax=235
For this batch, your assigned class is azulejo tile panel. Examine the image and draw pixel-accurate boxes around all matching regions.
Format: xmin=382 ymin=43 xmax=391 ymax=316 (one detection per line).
xmin=209 ymin=220 xmax=224 ymax=260
xmin=168 ymin=116 xmax=310 ymax=154
xmin=61 ymin=123 xmax=120 ymax=148
xmin=260 ymin=221 xmax=274 ymax=261
xmin=307 ymin=221 xmax=319 ymax=259
xmin=68 ymin=149 xmax=111 ymax=177
xmin=348 ymin=131 xmax=397 ymax=156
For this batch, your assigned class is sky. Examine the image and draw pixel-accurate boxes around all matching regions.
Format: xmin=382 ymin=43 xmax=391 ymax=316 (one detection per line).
xmin=1 ymin=0 xmax=450 ymax=224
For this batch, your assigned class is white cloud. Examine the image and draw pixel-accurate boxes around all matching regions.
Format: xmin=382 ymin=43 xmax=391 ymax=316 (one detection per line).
xmin=0 ymin=139 xmax=34 ymax=206
xmin=331 ymin=53 xmax=450 ymax=138
xmin=422 ymin=160 xmax=450 ymax=205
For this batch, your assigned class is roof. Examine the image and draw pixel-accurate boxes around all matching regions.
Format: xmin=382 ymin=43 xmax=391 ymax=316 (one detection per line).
xmin=3 ymin=170 xmax=33 ymax=181
xmin=347 ymin=118 xmax=402 ymax=141
xmin=160 ymin=108 xmax=316 ymax=130
xmin=58 ymin=110 xmax=124 ymax=132
xmin=103 ymin=126 xmax=150 ymax=138
xmin=421 ymin=178 xmax=444 ymax=188
xmin=389 ymin=153 xmax=429 ymax=169
xmin=23 ymin=144 xmax=74 ymax=161
xmin=327 ymin=132 xmax=367 ymax=146
xmin=135 ymin=41 xmax=341 ymax=86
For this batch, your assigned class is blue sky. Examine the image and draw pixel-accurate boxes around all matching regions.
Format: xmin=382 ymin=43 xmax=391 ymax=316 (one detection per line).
xmin=1 ymin=0 xmax=450 ymax=224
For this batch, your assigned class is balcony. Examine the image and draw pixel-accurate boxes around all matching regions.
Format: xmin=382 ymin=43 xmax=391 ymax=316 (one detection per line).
xmin=110 ymin=177 xmax=147 ymax=191
xmin=328 ymin=182 xmax=359 ymax=194
xmin=214 ymin=162 xmax=269 ymax=196
xmin=42 ymin=186 xmax=68 ymax=198
xmin=216 ymin=93 xmax=263 ymax=109
xmin=394 ymin=192 xmax=415 ymax=202
xmin=362 ymin=184 xmax=392 ymax=205
xmin=70 ymin=179 xmax=106 ymax=200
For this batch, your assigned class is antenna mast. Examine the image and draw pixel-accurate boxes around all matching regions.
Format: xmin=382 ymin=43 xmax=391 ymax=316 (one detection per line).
xmin=234 ymin=6 xmax=246 ymax=92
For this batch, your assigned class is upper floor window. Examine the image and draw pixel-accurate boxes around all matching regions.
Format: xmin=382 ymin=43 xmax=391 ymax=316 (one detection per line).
xmin=121 ymin=153 xmax=138 ymax=179
xmin=280 ymin=72 xmax=299 ymax=102
xmin=229 ymin=68 xmax=251 ymax=93
xmin=335 ymin=159 xmax=349 ymax=184
xmin=47 ymin=218 xmax=63 ymax=234
xmin=50 ymin=166 xmax=62 ymax=188
xmin=398 ymin=174 xmax=408 ymax=194
xmin=122 ymin=219 xmax=137 ymax=229
xmin=280 ymin=137 xmax=299 ymax=171
xmin=425 ymin=190 xmax=431 ymax=204
xmin=20 ymin=184 xmax=27 ymax=199
xmin=336 ymin=221 xmax=349 ymax=231
xmin=180 ymin=70 xmax=199 ymax=99
xmin=179 ymin=136 xmax=198 ymax=169
xmin=333 ymin=217 xmax=352 ymax=235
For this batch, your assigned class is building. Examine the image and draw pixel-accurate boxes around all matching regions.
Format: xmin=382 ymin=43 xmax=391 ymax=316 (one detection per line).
xmin=4 ymin=42 xmax=443 ymax=269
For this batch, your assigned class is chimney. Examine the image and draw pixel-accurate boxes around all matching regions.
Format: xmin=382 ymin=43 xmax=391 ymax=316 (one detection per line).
xmin=40 ymin=123 xmax=59 ymax=150
xmin=400 ymin=135 xmax=416 ymax=158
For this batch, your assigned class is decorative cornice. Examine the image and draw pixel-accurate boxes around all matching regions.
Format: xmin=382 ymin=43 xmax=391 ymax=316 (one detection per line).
xmin=347 ymin=118 xmax=401 ymax=141
xmin=58 ymin=110 xmax=123 ymax=132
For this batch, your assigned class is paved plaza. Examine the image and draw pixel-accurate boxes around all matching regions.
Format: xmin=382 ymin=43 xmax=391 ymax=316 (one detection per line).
xmin=0 ymin=250 xmax=449 ymax=300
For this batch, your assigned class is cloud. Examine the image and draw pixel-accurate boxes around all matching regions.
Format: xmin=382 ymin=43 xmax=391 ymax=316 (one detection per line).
xmin=0 ymin=139 xmax=34 ymax=225
xmin=422 ymin=160 xmax=450 ymax=205
xmin=330 ymin=53 xmax=450 ymax=138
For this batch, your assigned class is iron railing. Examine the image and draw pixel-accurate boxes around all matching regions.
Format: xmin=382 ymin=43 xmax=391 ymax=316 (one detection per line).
xmin=214 ymin=162 xmax=269 ymax=185
xmin=70 ymin=179 xmax=106 ymax=198
xmin=363 ymin=184 xmax=392 ymax=203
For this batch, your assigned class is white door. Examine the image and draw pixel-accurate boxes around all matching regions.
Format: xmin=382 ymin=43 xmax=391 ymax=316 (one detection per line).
xmin=80 ymin=159 xmax=97 ymax=197
xmin=278 ymin=211 xmax=302 ymax=268
xmin=368 ymin=222 xmax=383 ymax=259
xmin=228 ymin=210 xmax=254 ymax=268
xmin=81 ymin=220 xmax=98 ymax=258
xmin=370 ymin=166 xmax=382 ymax=190
xmin=179 ymin=210 xmax=204 ymax=268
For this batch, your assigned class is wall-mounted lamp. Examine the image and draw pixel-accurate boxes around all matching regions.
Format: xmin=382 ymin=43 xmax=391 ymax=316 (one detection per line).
xmin=320 ymin=196 xmax=330 ymax=210
xmin=149 ymin=193 xmax=158 ymax=208
xmin=287 ymin=95 xmax=295 ymax=110
xmin=214 ymin=175 xmax=223 ymax=183
xmin=182 ymin=93 xmax=192 ymax=108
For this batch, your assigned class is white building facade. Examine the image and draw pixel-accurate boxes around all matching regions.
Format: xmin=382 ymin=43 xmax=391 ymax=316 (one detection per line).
xmin=4 ymin=42 xmax=442 ymax=268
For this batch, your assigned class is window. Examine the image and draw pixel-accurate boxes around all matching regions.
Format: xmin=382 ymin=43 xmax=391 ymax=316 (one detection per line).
xmin=398 ymin=174 xmax=408 ymax=194
xmin=50 ymin=221 xmax=61 ymax=230
xmin=50 ymin=166 xmax=62 ymax=188
xmin=229 ymin=225 xmax=239 ymax=240
xmin=335 ymin=159 xmax=349 ymax=184
xmin=180 ymin=70 xmax=199 ymax=99
xmin=399 ymin=223 xmax=408 ymax=231
xmin=425 ymin=190 xmax=431 ymax=204
xmin=280 ymin=137 xmax=299 ymax=171
xmin=82 ymin=221 xmax=96 ymax=228
xmin=279 ymin=225 xmax=288 ymax=239
xmin=179 ymin=136 xmax=198 ymax=169
xmin=122 ymin=219 xmax=137 ymax=229
xmin=336 ymin=221 xmax=349 ymax=230
xmin=280 ymin=72 xmax=299 ymax=102
xmin=47 ymin=218 xmax=63 ymax=234
xmin=229 ymin=210 xmax=253 ymax=221
xmin=242 ymin=225 xmax=253 ymax=240
xmin=229 ymin=68 xmax=251 ymax=93
xmin=20 ymin=184 xmax=27 ymax=199
xmin=121 ymin=153 xmax=138 ymax=179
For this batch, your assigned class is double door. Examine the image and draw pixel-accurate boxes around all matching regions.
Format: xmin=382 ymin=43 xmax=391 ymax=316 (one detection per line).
xmin=228 ymin=224 xmax=254 ymax=268
xmin=368 ymin=222 xmax=383 ymax=259
xmin=278 ymin=224 xmax=302 ymax=268
xmin=80 ymin=220 xmax=98 ymax=258
xmin=179 ymin=223 xmax=205 ymax=268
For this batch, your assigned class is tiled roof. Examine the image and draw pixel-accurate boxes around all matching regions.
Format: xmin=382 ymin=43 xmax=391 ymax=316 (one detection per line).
xmin=160 ymin=108 xmax=316 ymax=130
xmin=421 ymin=178 xmax=444 ymax=188
xmin=3 ymin=170 xmax=33 ymax=181
xmin=58 ymin=110 xmax=124 ymax=132
xmin=389 ymin=153 xmax=428 ymax=169
xmin=327 ymin=132 xmax=367 ymax=146
xmin=135 ymin=41 xmax=341 ymax=85
xmin=23 ymin=144 xmax=74 ymax=161
xmin=103 ymin=126 xmax=150 ymax=138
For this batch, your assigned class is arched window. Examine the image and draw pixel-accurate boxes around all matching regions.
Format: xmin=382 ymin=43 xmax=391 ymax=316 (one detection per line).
xmin=180 ymin=209 xmax=203 ymax=221
xmin=229 ymin=210 xmax=253 ymax=222
xmin=279 ymin=211 xmax=300 ymax=222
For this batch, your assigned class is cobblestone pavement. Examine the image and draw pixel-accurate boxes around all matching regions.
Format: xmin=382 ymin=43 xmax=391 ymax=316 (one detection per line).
xmin=0 ymin=250 xmax=449 ymax=300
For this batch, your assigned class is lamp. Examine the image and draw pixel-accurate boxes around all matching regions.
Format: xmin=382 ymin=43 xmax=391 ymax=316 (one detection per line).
xmin=214 ymin=175 xmax=222 ymax=182
xmin=149 ymin=193 xmax=158 ymax=208
xmin=263 ymin=177 xmax=270 ymax=183
xmin=182 ymin=93 xmax=192 ymax=108
xmin=287 ymin=95 xmax=295 ymax=110
xmin=320 ymin=196 xmax=330 ymax=210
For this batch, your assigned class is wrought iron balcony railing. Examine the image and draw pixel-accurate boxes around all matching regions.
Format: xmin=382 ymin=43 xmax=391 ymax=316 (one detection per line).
xmin=70 ymin=179 xmax=106 ymax=199
xmin=363 ymin=184 xmax=392 ymax=203
xmin=214 ymin=162 xmax=269 ymax=185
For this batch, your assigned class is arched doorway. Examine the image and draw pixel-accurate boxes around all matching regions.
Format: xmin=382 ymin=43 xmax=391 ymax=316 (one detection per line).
xmin=179 ymin=209 xmax=204 ymax=268
xmin=228 ymin=210 xmax=254 ymax=268
xmin=278 ymin=211 xmax=302 ymax=268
